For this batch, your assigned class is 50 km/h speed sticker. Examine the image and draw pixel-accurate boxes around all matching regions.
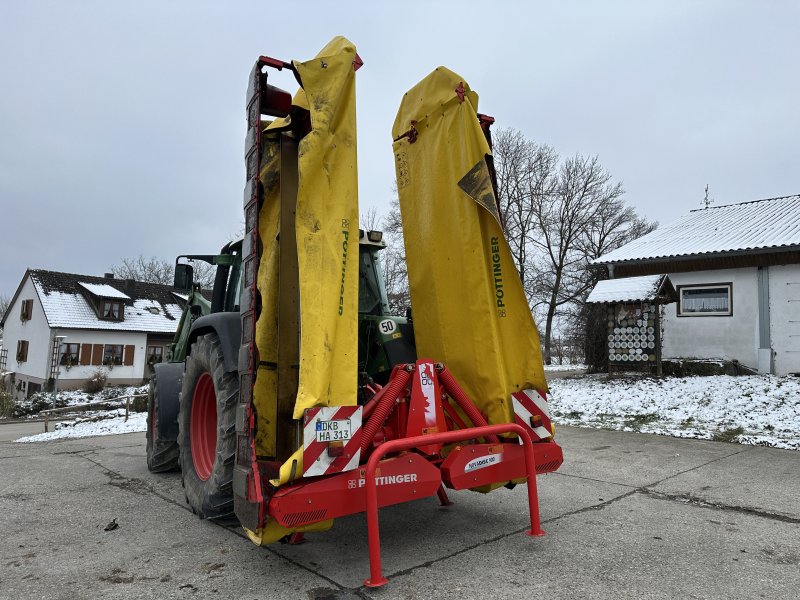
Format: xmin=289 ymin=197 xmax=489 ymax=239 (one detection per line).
xmin=315 ymin=419 xmax=352 ymax=442
xmin=379 ymin=319 xmax=396 ymax=334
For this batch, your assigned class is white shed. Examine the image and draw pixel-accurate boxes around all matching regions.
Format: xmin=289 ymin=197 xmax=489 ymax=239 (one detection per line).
xmin=594 ymin=195 xmax=800 ymax=375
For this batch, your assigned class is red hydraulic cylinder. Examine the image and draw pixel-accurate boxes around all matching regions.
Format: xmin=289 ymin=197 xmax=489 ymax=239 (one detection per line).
xmin=360 ymin=365 xmax=413 ymax=455
xmin=362 ymin=422 xmax=544 ymax=588
xmin=436 ymin=364 xmax=500 ymax=444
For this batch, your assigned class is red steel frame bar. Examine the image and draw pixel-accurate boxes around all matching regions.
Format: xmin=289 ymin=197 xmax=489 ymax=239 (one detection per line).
xmin=362 ymin=423 xmax=545 ymax=588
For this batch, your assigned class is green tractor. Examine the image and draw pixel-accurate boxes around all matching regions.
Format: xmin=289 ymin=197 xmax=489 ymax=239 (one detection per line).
xmin=145 ymin=232 xmax=414 ymax=517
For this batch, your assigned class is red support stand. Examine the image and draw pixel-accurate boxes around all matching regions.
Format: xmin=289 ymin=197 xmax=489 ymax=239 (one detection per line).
xmin=362 ymin=423 xmax=544 ymax=588
xmin=436 ymin=484 xmax=453 ymax=507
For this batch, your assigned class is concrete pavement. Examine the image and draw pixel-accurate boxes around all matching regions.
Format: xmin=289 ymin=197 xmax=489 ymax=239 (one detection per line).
xmin=0 ymin=427 xmax=797 ymax=599
xmin=0 ymin=420 xmax=46 ymax=442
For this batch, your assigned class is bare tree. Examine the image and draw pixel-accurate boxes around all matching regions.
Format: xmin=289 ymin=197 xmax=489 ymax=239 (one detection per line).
xmin=111 ymin=255 xmax=173 ymax=285
xmin=493 ymin=128 xmax=558 ymax=298
xmin=360 ymin=206 xmax=380 ymax=231
xmin=0 ymin=294 xmax=10 ymax=329
xmin=567 ymin=205 xmax=657 ymax=371
xmin=526 ymin=155 xmax=627 ymax=362
xmin=493 ymin=127 xmax=655 ymax=365
xmin=380 ymin=194 xmax=411 ymax=315
xmin=191 ymin=261 xmax=217 ymax=290
xmin=110 ymin=255 xmax=216 ymax=290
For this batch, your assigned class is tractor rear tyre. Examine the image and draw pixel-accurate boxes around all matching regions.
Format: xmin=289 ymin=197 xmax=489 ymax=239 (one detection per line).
xmin=177 ymin=333 xmax=237 ymax=519
xmin=146 ymin=367 xmax=180 ymax=473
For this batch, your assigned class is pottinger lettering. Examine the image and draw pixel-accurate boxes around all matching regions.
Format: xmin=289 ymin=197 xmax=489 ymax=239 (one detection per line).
xmin=338 ymin=225 xmax=349 ymax=315
xmin=491 ymin=237 xmax=504 ymax=309
xmin=356 ymin=473 xmax=418 ymax=487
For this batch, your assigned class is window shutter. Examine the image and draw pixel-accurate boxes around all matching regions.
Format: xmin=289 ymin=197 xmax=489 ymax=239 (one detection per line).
xmin=80 ymin=344 xmax=92 ymax=366
xmin=123 ymin=345 xmax=135 ymax=366
xmin=20 ymin=299 xmax=33 ymax=321
xmin=91 ymin=344 xmax=103 ymax=366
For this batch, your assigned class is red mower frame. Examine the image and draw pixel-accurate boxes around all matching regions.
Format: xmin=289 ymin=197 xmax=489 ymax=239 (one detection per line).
xmin=269 ymin=360 xmax=563 ymax=588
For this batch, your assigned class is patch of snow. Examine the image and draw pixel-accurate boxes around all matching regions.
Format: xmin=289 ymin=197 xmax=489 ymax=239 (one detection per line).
xmin=544 ymin=364 xmax=588 ymax=372
xmin=15 ymin=410 xmax=147 ymax=442
xmin=78 ymin=282 xmax=131 ymax=299
xmin=586 ymin=275 xmax=664 ymax=303
xmin=549 ymin=374 xmax=800 ymax=450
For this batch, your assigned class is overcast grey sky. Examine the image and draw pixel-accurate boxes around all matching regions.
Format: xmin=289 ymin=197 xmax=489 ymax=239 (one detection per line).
xmin=1 ymin=1 xmax=798 ymax=299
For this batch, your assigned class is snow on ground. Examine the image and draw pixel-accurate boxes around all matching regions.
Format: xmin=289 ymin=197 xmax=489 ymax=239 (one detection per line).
xmin=10 ymin=384 xmax=149 ymax=442
xmin=16 ymin=409 xmax=147 ymax=443
xmin=549 ymin=374 xmax=800 ymax=450
xmin=11 ymin=375 xmax=799 ymax=450
xmin=544 ymin=364 xmax=587 ymax=372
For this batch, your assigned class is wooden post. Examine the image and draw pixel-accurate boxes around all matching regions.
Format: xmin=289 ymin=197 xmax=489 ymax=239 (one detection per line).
xmin=125 ymin=396 xmax=130 ymax=422
xmin=655 ymin=303 xmax=663 ymax=377
xmin=44 ymin=412 xmax=49 ymax=433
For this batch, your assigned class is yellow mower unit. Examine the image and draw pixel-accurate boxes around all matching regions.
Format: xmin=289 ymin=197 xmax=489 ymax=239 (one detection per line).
xmin=149 ymin=37 xmax=562 ymax=589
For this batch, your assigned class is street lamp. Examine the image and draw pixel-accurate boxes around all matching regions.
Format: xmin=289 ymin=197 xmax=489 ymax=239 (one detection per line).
xmin=53 ymin=335 xmax=67 ymax=410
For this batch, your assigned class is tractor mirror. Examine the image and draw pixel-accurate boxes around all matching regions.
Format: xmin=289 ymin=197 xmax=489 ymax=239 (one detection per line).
xmin=174 ymin=264 xmax=194 ymax=291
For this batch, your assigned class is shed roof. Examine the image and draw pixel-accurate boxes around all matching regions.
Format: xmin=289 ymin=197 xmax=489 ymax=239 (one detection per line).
xmin=594 ymin=195 xmax=800 ymax=265
xmin=587 ymin=274 xmax=676 ymax=304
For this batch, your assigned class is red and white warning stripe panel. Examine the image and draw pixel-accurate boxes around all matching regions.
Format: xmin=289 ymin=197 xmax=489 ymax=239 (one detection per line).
xmin=511 ymin=389 xmax=552 ymax=441
xmin=303 ymin=406 xmax=362 ymax=477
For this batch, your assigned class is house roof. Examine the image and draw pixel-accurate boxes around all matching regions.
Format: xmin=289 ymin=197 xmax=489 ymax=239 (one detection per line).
xmin=13 ymin=270 xmax=182 ymax=333
xmin=594 ymin=195 xmax=800 ymax=265
xmin=587 ymin=274 xmax=677 ymax=304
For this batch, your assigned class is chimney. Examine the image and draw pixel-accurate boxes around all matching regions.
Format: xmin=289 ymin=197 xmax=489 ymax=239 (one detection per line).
xmin=104 ymin=273 xmax=115 ymax=279
xmin=125 ymin=278 xmax=136 ymax=296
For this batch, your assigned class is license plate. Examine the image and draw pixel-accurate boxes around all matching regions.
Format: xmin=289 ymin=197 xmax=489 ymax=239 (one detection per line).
xmin=315 ymin=419 xmax=352 ymax=442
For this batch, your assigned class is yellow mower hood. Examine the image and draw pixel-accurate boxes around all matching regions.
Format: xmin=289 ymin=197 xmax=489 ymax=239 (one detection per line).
xmin=392 ymin=67 xmax=547 ymax=427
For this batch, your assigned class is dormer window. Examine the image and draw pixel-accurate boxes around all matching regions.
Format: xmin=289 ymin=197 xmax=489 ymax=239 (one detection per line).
xmin=78 ymin=282 xmax=131 ymax=322
xmin=102 ymin=301 xmax=124 ymax=321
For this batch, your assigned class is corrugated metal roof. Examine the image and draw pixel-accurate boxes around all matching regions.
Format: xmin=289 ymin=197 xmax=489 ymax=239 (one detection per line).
xmin=587 ymin=275 xmax=666 ymax=303
xmin=594 ymin=195 xmax=800 ymax=264
xmin=30 ymin=270 xmax=182 ymax=333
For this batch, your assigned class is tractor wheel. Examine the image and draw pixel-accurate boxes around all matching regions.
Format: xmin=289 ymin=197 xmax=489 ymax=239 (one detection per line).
xmin=146 ymin=367 xmax=179 ymax=473
xmin=177 ymin=333 xmax=237 ymax=519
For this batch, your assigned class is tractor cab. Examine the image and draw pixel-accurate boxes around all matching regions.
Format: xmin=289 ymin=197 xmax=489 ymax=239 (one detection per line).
xmin=356 ymin=229 xmax=416 ymax=389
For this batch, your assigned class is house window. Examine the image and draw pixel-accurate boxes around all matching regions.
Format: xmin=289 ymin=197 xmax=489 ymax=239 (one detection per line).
xmin=103 ymin=344 xmax=124 ymax=366
xmin=101 ymin=301 xmax=124 ymax=321
xmin=16 ymin=340 xmax=29 ymax=362
xmin=147 ymin=346 xmax=164 ymax=365
xmin=677 ymin=283 xmax=732 ymax=316
xmin=20 ymin=299 xmax=33 ymax=321
xmin=59 ymin=343 xmax=81 ymax=366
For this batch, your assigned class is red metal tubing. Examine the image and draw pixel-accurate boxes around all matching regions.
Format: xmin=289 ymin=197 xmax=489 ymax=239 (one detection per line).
xmin=362 ymin=423 xmax=544 ymax=588
xmin=360 ymin=366 xmax=413 ymax=455
xmin=436 ymin=366 xmax=500 ymax=444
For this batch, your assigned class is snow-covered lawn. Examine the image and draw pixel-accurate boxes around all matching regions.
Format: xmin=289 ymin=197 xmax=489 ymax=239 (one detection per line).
xmin=16 ymin=409 xmax=147 ymax=443
xmin=549 ymin=374 xmax=800 ymax=450
xmin=12 ymin=384 xmax=149 ymax=443
xmin=12 ymin=375 xmax=799 ymax=450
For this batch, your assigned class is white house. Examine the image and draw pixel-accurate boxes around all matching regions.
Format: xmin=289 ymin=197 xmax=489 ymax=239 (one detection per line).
xmin=593 ymin=195 xmax=800 ymax=376
xmin=0 ymin=270 xmax=184 ymax=400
